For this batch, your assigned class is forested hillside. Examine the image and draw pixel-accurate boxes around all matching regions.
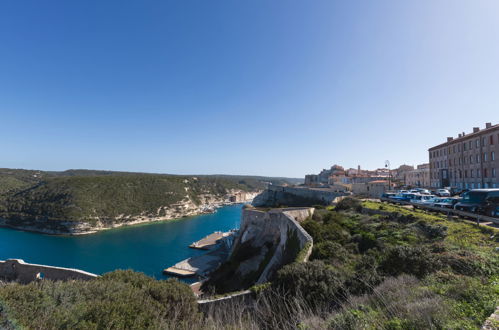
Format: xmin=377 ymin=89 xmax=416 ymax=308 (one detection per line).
xmin=0 ymin=168 xmax=299 ymax=224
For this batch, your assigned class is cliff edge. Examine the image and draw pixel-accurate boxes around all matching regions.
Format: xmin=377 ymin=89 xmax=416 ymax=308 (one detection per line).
xmin=203 ymin=206 xmax=314 ymax=293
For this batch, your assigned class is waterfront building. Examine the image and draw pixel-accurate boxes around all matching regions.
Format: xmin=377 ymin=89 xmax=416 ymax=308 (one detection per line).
xmin=429 ymin=122 xmax=499 ymax=189
xmin=405 ymin=164 xmax=430 ymax=188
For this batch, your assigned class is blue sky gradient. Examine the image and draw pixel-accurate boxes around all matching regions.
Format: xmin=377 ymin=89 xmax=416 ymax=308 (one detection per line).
xmin=1 ymin=1 xmax=498 ymax=177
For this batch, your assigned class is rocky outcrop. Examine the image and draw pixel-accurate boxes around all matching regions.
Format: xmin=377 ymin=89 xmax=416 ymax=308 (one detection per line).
xmin=0 ymin=190 xmax=260 ymax=235
xmin=203 ymin=207 xmax=314 ymax=293
xmin=253 ymin=185 xmax=349 ymax=207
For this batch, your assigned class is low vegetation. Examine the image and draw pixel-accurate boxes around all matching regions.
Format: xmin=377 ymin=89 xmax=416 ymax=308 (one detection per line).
xmin=207 ymin=198 xmax=498 ymax=329
xmin=0 ymin=198 xmax=497 ymax=329
xmin=0 ymin=271 xmax=200 ymax=329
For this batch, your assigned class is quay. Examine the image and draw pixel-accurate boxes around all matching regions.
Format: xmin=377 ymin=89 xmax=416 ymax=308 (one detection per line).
xmin=163 ymin=246 xmax=230 ymax=277
xmin=189 ymin=231 xmax=234 ymax=250
xmin=164 ymin=230 xmax=236 ymax=278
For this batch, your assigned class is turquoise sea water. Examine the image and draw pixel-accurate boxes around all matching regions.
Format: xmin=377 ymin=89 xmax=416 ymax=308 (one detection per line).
xmin=0 ymin=205 xmax=242 ymax=279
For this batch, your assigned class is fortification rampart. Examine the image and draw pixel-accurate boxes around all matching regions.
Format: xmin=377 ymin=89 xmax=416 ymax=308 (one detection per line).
xmin=0 ymin=259 xmax=98 ymax=284
xmin=252 ymin=185 xmax=349 ymax=207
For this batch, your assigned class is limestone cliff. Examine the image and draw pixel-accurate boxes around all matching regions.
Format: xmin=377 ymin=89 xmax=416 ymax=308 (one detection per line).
xmin=0 ymin=190 xmax=259 ymax=235
xmin=203 ymin=206 xmax=314 ymax=293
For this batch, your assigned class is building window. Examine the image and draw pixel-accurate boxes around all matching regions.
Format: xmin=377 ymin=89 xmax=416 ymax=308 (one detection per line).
xmin=476 ymin=139 xmax=480 ymax=148
xmin=477 ymin=169 xmax=481 ymax=178
xmin=484 ymin=169 xmax=488 ymax=178
xmin=484 ymin=153 xmax=488 ymax=162
xmin=470 ymin=155 xmax=473 ymax=164
xmin=465 ymin=170 xmax=468 ymax=178
xmin=469 ymin=141 xmax=473 ymax=149
xmin=470 ymin=169 xmax=474 ymax=178
xmin=482 ymin=137 xmax=486 ymax=146
xmin=464 ymin=143 xmax=467 ymax=151
xmin=490 ymin=135 xmax=494 ymax=145
xmin=476 ymin=154 xmax=480 ymax=163
xmin=492 ymin=151 xmax=495 ymax=161
xmin=493 ymin=168 xmax=496 ymax=178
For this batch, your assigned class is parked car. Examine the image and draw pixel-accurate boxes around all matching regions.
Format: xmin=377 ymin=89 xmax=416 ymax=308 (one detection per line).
xmin=381 ymin=192 xmax=397 ymax=199
xmin=482 ymin=195 xmax=499 ymax=217
xmin=411 ymin=194 xmax=435 ymax=204
xmin=454 ymin=189 xmax=499 ymax=214
xmin=390 ymin=193 xmax=417 ymax=203
xmin=434 ymin=198 xmax=461 ymax=209
xmin=435 ymin=189 xmax=451 ymax=197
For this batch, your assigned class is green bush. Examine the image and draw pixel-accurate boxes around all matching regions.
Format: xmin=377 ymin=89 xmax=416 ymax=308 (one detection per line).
xmin=272 ymin=260 xmax=346 ymax=308
xmin=380 ymin=246 xmax=441 ymax=278
xmin=334 ymin=197 xmax=361 ymax=212
xmin=310 ymin=241 xmax=351 ymax=265
xmin=0 ymin=270 xmax=200 ymax=329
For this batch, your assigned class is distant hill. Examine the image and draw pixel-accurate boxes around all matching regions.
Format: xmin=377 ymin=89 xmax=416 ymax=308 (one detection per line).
xmin=0 ymin=168 xmax=301 ymax=233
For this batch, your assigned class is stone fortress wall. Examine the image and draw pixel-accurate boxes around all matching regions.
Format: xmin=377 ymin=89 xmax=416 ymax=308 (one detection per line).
xmin=0 ymin=259 xmax=98 ymax=284
xmin=252 ymin=185 xmax=349 ymax=207
xmin=226 ymin=206 xmax=314 ymax=285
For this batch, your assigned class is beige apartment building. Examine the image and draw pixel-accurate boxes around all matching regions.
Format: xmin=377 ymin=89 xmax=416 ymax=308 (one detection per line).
xmin=405 ymin=164 xmax=430 ymax=188
xmin=429 ymin=122 xmax=499 ymax=189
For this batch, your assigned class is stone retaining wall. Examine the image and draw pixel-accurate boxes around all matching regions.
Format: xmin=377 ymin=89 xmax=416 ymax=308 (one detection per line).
xmin=0 ymin=259 xmax=98 ymax=284
xmin=252 ymin=185 xmax=349 ymax=207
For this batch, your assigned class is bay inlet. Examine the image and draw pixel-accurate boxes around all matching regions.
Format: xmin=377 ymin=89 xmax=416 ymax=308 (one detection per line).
xmin=0 ymin=204 xmax=242 ymax=280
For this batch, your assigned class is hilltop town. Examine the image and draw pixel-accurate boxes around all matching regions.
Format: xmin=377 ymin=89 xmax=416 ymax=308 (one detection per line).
xmin=301 ymin=122 xmax=499 ymax=199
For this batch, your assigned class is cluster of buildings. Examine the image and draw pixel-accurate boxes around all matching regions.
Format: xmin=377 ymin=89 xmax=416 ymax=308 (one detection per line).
xmin=304 ymin=164 xmax=424 ymax=198
xmin=429 ymin=122 xmax=499 ymax=189
xmin=302 ymin=122 xmax=498 ymax=197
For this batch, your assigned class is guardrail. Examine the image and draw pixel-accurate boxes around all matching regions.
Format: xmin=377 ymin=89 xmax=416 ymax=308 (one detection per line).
xmin=379 ymin=198 xmax=499 ymax=225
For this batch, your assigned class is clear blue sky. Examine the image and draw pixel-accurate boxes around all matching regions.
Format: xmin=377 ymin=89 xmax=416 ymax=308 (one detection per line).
xmin=1 ymin=1 xmax=498 ymax=178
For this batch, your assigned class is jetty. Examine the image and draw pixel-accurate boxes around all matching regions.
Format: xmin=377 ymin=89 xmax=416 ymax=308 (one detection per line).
xmin=164 ymin=230 xmax=237 ymax=278
xmin=189 ymin=231 xmax=232 ymax=250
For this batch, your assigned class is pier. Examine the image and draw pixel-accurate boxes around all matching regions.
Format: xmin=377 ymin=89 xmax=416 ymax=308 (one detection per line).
xmin=164 ymin=230 xmax=236 ymax=278
xmin=189 ymin=231 xmax=232 ymax=250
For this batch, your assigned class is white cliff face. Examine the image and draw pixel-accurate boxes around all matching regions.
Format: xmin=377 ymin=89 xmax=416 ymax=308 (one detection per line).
xmin=209 ymin=207 xmax=314 ymax=290
xmin=0 ymin=189 xmax=262 ymax=235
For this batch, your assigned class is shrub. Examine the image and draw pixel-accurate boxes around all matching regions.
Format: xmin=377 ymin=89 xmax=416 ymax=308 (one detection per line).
xmin=335 ymin=197 xmax=361 ymax=212
xmin=310 ymin=241 xmax=351 ymax=264
xmin=0 ymin=270 xmax=200 ymax=329
xmin=351 ymin=231 xmax=378 ymax=253
xmin=346 ymin=253 xmax=383 ymax=295
xmin=272 ymin=260 xmax=346 ymax=308
xmin=380 ymin=246 xmax=441 ymax=278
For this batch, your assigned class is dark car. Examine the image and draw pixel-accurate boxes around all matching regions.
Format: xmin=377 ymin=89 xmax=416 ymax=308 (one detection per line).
xmin=483 ymin=196 xmax=499 ymax=217
xmin=381 ymin=192 xmax=397 ymax=199
xmin=390 ymin=193 xmax=417 ymax=203
xmin=454 ymin=189 xmax=499 ymax=215
xmin=433 ymin=198 xmax=461 ymax=209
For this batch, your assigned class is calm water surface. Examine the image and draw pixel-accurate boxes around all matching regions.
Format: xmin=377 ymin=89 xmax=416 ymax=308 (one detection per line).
xmin=0 ymin=205 xmax=242 ymax=279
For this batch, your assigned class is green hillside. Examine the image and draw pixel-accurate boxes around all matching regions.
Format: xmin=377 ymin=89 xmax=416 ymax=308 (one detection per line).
xmin=0 ymin=168 xmax=298 ymax=223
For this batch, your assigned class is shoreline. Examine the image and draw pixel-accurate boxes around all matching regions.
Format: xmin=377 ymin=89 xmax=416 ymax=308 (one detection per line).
xmin=0 ymin=201 xmax=250 ymax=236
